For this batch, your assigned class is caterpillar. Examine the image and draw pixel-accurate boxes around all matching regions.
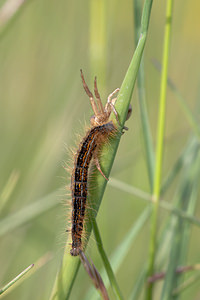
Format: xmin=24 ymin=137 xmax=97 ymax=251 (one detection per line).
xmin=70 ymin=70 xmax=123 ymax=256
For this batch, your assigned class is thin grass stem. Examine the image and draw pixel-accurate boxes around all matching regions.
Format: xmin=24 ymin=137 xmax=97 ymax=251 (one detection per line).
xmin=0 ymin=264 xmax=34 ymax=296
xmin=133 ymin=0 xmax=155 ymax=191
xmin=146 ymin=1 xmax=174 ymax=298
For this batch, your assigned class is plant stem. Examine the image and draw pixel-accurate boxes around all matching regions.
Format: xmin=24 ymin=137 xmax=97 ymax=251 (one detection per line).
xmin=134 ymin=0 xmax=155 ymax=191
xmin=0 ymin=264 xmax=34 ymax=295
xmin=146 ymin=1 xmax=174 ymax=299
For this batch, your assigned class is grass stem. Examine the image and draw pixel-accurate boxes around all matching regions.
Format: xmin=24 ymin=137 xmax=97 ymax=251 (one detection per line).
xmin=146 ymin=0 xmax=174 ymax=298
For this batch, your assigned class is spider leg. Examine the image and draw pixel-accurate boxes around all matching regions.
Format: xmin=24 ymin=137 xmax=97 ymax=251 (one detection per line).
xmin=94 ymin=77 xmax=104 ymax=113
xmin=104 ymin=96 xmax=121 ymax=126
xmin=107 ymin=88 xmax=120 ymax=103
xmin=80 ymin=69 xmax=99 ymax=116
xmin=94 ymin=154 xmax=109 ymax=181
xmin=105 ymin=88 xmax=121 ymax=126
xmin=109 ymin=101 xmax=121 ymax=127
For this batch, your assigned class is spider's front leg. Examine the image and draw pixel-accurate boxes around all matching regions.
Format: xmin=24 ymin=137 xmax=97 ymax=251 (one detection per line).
xmin=93 ymin=152 xmax=109 ymax=181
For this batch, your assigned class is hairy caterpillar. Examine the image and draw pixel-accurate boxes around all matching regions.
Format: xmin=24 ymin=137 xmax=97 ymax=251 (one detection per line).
xmin=70 ymin=70 xmax=127 ymax=256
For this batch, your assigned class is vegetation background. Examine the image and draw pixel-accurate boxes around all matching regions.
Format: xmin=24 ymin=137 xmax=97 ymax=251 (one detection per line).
xmin=0 ymin=0 xmax=199 ymax=299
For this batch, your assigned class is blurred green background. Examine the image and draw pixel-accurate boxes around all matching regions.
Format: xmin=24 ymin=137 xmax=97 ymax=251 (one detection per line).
xmin=0 ymin=0 xmax=199 ymax=299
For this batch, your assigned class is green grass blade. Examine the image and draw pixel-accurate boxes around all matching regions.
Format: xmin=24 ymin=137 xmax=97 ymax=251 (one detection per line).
xmin=134 ymin=0 xmax=155 ymax=191
xmin=0 ymin=252 xmax=52 ymax=298
xmin=146 ymin=0 xmax=174 ymax=298
xmin=0 ymin=264 xmax=34 ymax=296
xmin=115 ymin=0 xmax=153 ymax=125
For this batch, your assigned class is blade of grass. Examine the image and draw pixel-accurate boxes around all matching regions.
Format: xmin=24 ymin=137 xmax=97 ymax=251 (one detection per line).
xmin=0 ymin=264 xmax=34 ymax=296
xmin=146 ymin=0 xmax=174 ymax=298
xmin=0 ymin=252 xmax=53 ymax=298
xmin=134 ymin=0 xmax=155 ymax=191
xmin=50 ymin=1 xmax=153 ymax=299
